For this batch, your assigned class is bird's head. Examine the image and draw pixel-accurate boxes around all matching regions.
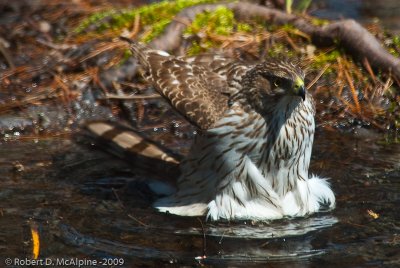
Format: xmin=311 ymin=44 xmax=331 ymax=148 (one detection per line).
xmin=232 ymin=59 xmax=306 ymax=112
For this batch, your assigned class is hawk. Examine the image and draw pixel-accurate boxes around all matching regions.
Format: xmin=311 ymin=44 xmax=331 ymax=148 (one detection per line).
xmin=117 ymin=39 xmax=335 ymax=220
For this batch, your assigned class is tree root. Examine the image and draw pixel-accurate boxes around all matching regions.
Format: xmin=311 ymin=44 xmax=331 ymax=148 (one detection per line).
xmin=149 ymin=2 xmax=400 ymax=80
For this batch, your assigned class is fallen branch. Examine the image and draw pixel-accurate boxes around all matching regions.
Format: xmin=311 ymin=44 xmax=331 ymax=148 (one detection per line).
xmin=149 ymin=2 xmax=400 ymax=80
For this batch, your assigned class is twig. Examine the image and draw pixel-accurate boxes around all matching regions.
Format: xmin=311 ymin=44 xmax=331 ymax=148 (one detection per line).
xmin=129 ymin=14 xmax=141 ymax=39
xmin=36 ymin=38 xmax=76 ymax=50
xmin=111 ymin=188 xmax=148 ymax=227
xmin=370 ymin=77 xmax=392 ymax=101
xmin=196 ymin=217 xmax=207 ymax=260
xmin=284 ymin=33 xmax=300 ymax=51
xmin=336 ymin=94 xmax=357 ymax=115
xmin=344 ymin=221 xmax=366 ymax=228
xmin=1 ymin=65 xmax=44 ymax=80
xmin=0 ymin=88 xmax=59 ymax=113
xmin=54 ymin=75 xmax=73 ymax=103
xmin=336 ymin=57 xmax=346 ymax=96
xmin=343 ymin=69 xmax=361 ymax=114
xmin=87 ymin=67 xmax=108 ymax=94
xmin=102 ymin=93 xmax=161 ymax=100
xmin=307 ymin=63 xmax=330 ymax=90
xmin=0 ymin=39 xmax=15 ymax=69
xmin=218 ymin=230 xmax=226 ymax=245
xmin=79 ymin=41 xmax=124 ymax=63
xmin=362 ymin=57 xmax=376 ymax=83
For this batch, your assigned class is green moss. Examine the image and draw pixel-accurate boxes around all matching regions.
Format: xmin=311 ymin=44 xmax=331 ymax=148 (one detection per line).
xmin=141 ymin=19 xmax=171 ymax=43
xmin=184 ymin=6 xmax=255 ymax=54
xmin=75 ymin=0 xmax=221 ymax=42
xmin=74 ymin=9 xmax=118 ymax=33
xmin=186 ymin=6 xmax=235 ymax=36
xmin=311 ymin=17 xmax=329 ymax=26
xmin=281 ymin=24 xmax=296 ymax=31
xmin=267 ymin=43 xmax=296 ymax=58
xmin=392 ymin=35 xmax=400 ymax=46
xmin=237 ymin=23 xmax=252 ymax=33
xmin=267 ymin=43 xmax=285 ymax=57
xmin=312 ymin=50 xmax=341 ymax=68
xmin=122 ymin=49 xmax=133 ymax=60
xmin=388 ymin=35 xmax=400 ymax=57
xmin=186 ymin=41 xmax=203 ymax=56
xmin=186 ymin=40 xmax=218 ymax=56
xmin=389 ymin=48 xmax=399 ymax=57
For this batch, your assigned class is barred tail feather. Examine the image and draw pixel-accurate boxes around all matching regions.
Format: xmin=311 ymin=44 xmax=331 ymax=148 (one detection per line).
xmin=84 ymin=121 xmax=180 ymax=180
xmin=86 ymin=121 xmax=179 ymax=164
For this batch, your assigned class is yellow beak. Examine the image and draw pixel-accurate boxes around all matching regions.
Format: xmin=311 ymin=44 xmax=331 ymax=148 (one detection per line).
xmin=294 ymin=77 xmax=305 ymax=101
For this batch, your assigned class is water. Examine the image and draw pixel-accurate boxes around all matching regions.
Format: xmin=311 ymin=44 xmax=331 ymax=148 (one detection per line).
xmin=312 ymin=0 xmax=400 ymax=33
xmin=0 ymin=128 xmax=398 ymax=267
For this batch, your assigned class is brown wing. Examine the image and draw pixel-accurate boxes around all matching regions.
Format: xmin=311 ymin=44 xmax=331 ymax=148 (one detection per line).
xmin=182 ymin=53 xmax=235 ymax=76
xmin=183 ymin=53 xmax=252 ymax=96
xmin=129 ymin=42 xmax=234 ymax=130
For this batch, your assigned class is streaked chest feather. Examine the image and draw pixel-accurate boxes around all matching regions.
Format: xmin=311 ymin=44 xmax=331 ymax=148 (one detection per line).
xmin=179 ymin=96 xmax=315 ymax=198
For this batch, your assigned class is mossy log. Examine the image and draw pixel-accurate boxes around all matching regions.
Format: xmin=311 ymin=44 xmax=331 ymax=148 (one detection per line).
xmin=150 ymin=2 xmax=400 ymax=80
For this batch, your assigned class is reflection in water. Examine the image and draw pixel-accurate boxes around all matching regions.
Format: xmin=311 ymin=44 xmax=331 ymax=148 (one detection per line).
xmin=56 ymin=213 xmax=337 ymax=263
xmin=177 ymin=215 xmax=338 ymax=239
xmin=58 ymin=223 xmax=174 ymax=259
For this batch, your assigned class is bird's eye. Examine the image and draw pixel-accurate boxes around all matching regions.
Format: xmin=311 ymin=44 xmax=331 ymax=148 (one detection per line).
xmin=273 ymin=79 xmax=281 ymax=87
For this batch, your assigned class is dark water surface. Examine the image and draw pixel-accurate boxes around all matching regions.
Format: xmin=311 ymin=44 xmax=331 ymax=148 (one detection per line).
xmin=0 ymin=129 xmax=399 ymax=267
xmin=313 ymin=0 xmax=400 ymax=34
